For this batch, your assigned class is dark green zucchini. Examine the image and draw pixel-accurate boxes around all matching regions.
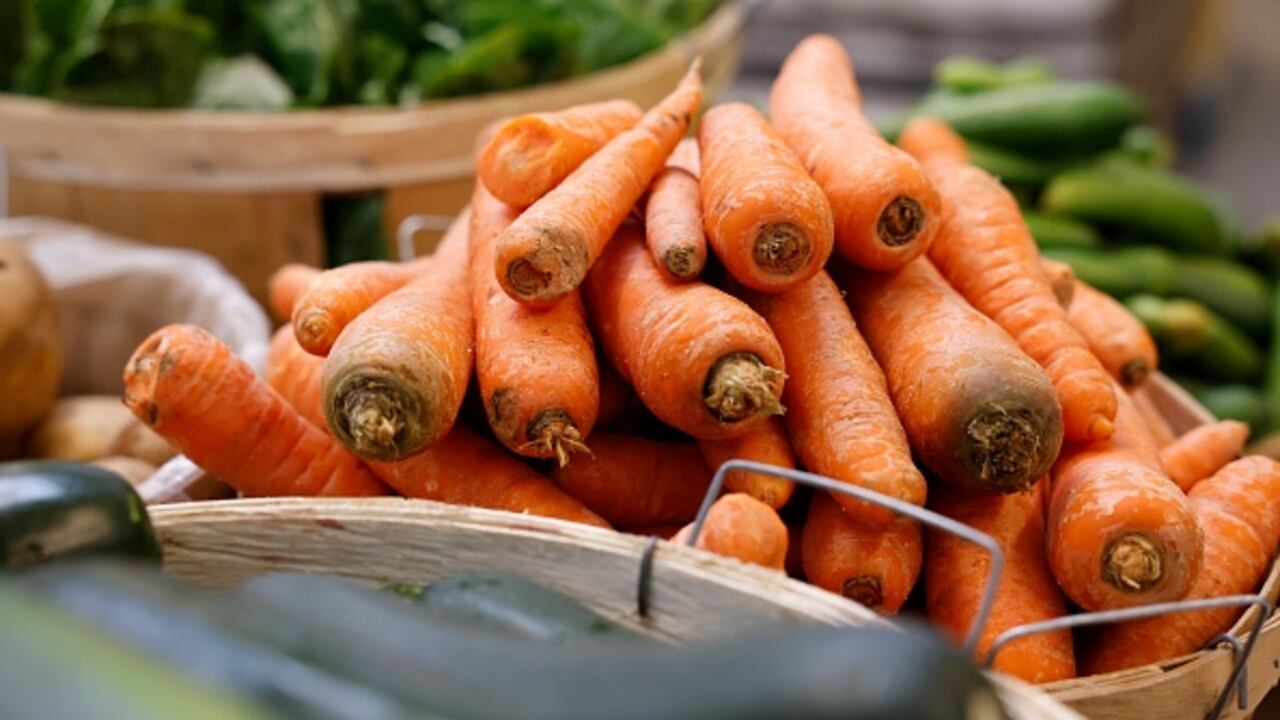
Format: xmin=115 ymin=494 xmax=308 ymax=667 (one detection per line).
xmin=967 ymin=140 xmax=1064 ymax=188
xmin=385 ymin=571 xmax=643 ymax=645
xmin=0 ymin=461 xmax=161 ymax=570
xmin=1169 ymin=257 xmax=1271 ymax=339
xmin=932 ymin=56 xmax=1053 ymax=95
xmin=1040 ymin=246 xmax=1177 ymax=298
xmin=1127 ymin=296 xmax=1263 ymax=383
xmin=1022 ymin=211 xmax=1103 ymax=249
xmin=0 ymin=580 xmax=279 ymax=720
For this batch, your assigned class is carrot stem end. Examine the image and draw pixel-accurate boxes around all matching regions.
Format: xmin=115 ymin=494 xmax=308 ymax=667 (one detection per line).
xmin=703 ymin=352 xmax=785 ymax=424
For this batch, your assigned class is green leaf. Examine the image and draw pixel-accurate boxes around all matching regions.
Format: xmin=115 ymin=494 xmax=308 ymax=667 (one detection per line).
xmin=249 ymin=0 xmax=353 ymax=107
xmin=0 ymin=0 xmax=34 ymax=89
xmin=34 ymin=0 xmax=116 ymax=46
xmin=355 ymin=35 xmax=408 ymax=106
xmin=190 ymin=54 xmax=294 ymax=110
xmin=402 ymin=19 xmax=578 ymax=101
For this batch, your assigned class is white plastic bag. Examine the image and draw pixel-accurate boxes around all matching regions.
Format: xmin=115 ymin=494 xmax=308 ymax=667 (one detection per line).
xmin=1 ymin=217 xmax=272 ymax=502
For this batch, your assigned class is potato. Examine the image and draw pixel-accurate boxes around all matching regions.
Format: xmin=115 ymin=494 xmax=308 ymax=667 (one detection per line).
xmin=27 ymin=395 xmax=135 ymax=462
xmin=0 ymin=237 xmax=62 ymax=455
xmin=91 ymin=456 xmax=158 ymax=486
xmin=109 ymin=419 xmax=179 ymax=467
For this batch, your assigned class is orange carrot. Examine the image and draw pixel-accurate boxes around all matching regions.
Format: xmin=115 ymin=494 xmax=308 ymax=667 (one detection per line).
xmin=470 ymin=184 xmax=599 ymax=465
xmin=769 ymin=35 xmax=940 ymax=270
xmin=478 ymin=100 xmax=644 ymax=208
xmin=744 ymin=271 xmax=927 ymax=524
xmin=1040 ymin=258 xmax=1075 ymax=309
xmin=584 ymin=222 xmax=785 ymax=439
xmin=266 ymin=325 xmax=325 ymax=429
xmin=1082 ymin=456 xmax=1280 ymax=674
xmin=1160 ymin=420 xmax=1250 ymax=492
xmin=802 ymin=491 xmax=922 ymax=615
xmin=899 ymin=117 xmax=1117 ymax=442
xmin=698 ymin=102 xmax=834 ymax=292
xmin=672 ymin=493 xmax=788 ymax=570
xmin=549 ymin=433 xmax=711 ymax=526
xmin=1047 ymin=385 xmax=1204 ymax=610
xmin=645 ymin=139 xmax=707 ymax=281
xmin=926 ymin=483 xmax=1076 ymax=683
xmin=1068 ymin=280 xmax=1160 ymax=389
xmin=494 ymin=63 xmax=702 ymax=307
xmin=841 ymin=259 xmax=1063 ymax=494
xmin=267 ymin=263 xmax=319 ymax=322
xmin=1131 ymin=387 xmax=1178 ymax=448
xmin=122 ymin=324 xmax=387 ymax=497
xmin=320 ymin=212 xmax=473 ymax=461
xmin=291 ymin=257 xmax=432 ymax=357
xmin=697 ymin=417 xmax=795 ymax=509
xmin=370 ymin=424 xmax=608 ymax=528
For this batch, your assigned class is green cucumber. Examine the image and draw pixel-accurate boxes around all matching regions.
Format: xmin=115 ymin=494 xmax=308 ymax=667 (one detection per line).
xmin=1040 ymin=246 xmax=1177 ymax=297
xmin=1022 ymin=211 xmax=1103 ymax=249
xmin=386 ymin=571 xmax=642 ymax=645
xmin=0 ymin=461 xmax=161 ymax=570
xmin=883 ymin=80 xmax=1142 ymax=154
xmin=967 ymin=140 xmax=1063 ymax=188
xmin=1170 ymin=257 xmax=1272 ymax=339
xmin=0 ymin=581 xmax=278 ymax=720
xmin=1126 ymin=296 xmax=1263 ymax=383
xmin=1263 ymin=283 xmax=1280 ymax=433
xmin=1041 ymin=157 xmax=1235 ymax=255
xmin=933 ymin=55 xmax=1053 ymax=95
xmin=1238 ymin=218 xmax=1280 ymax=273
xmin=1118 ymin=125 xmax=1175 ymax=168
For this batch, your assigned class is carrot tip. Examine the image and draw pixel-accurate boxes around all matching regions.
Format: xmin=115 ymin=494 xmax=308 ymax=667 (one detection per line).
xmin=964 ymin=405 xmax=1045 ymax=493
xmin=518 ymin=412 xmax=592 ymax=467
xmin=1119 ymin=359 xmax=1151 ymax=388
xmin=753 ymin=222 xmax=811 ymax=276
xmin=327 ymin=375 xmax=420 ymax=462
xmin=841 ymin=575 xmax=884 ymax=609
xmin=703 ymin=352 xmax=785 ymax=424
xmin=1089 ymin=416 xmax=1116 ymax=440
xmin=875 ymin=195 xmax=927 ymax=248
xmin=662 ymin=245 xmax=700 ymax=280
xmin=1102 ymin=533 xmax=1164 ymax=593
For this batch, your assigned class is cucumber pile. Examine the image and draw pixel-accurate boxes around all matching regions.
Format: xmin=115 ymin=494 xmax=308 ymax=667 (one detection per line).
xmin=886 ymin=56 xmax=1280 ymax=438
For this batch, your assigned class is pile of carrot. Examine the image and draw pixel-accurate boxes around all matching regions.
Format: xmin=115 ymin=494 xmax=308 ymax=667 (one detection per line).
xmin=122 ymin=34 xmax=1280 ymax=687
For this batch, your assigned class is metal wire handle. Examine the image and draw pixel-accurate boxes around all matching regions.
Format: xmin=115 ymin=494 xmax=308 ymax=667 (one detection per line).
xmin=985 ymin=594 xmax=1273 ymax=720
xmin=637 ymin=460 xmax=1004 ymax=654
xmin=395 ymin=213 xmax=456 ymax=262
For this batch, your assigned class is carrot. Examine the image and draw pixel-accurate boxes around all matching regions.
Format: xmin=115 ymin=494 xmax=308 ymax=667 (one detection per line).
xmin=470 ymin=184 xmax=598 ymax=465
xmin=1040 ymin=258 xmax=1075 ymax=310
xmin=478 ymin=100 xmax=644 ymax=208
xmin=672 ymin=493 xmax=788 ymax=570
xmin=122 ymin=324 xmax=387 ymax=497
xmin=697 ymin=417 xmax=795 ymax=509
xmin=926 ymin=483 xmax=1076 ymax=683
xmin=769 ymin=35 xmax=940 ymax=270
xmin=645 ymin=139 xmax=706 ymax=281
xmin=1160 ymin=420 xmax=1250 ymax=492
xmin=840 ymin=259 xmax=1063 ymax=494
xmin=1131 ymin=387 xmax=1178 ymax=447
xmin=1081 ymin=456 xmax=1280 ymax=674
xmin=698 ymin=102 xmax=834 ymax=292
xmin=291 ymin=257 xmax=431 ymax=357
xmin=267 ymin=263 xmax=319 ymax=322
xmin=266 ymin=326 xmax=325 ymax=429
xmin=802 ymin=491 xmax=922 ymax=614
xmin=1047 ymin=384 xmax=1204 ymax=610
xmin=494 ymin=63 xmax=702 ymax=307
xmin=584 ymin=222 xmax=786 ymax=439
xmin=320 ymin=212 xmax=473 ymax=461
xmin=899 ymin=117 xmax=1117 ymax=442
xmin=1067 ymin=280 xmax=1160 ymax=389
xmin=549 ymin=433 xmax=711 ymax=526
xmin=743 ymin=271 xmax=927 ymax=524
xmin=370 ymin=424 xmax=609 ymax=528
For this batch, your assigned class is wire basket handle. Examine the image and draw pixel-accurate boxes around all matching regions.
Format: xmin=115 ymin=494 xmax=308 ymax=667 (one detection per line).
xmin=637 ymin=459 xmax=1004 ymax=654
xmin=395 ymin=213 xmax=456 ymax=262
xmin=985 ymin=594 xmax=1273 ymax=720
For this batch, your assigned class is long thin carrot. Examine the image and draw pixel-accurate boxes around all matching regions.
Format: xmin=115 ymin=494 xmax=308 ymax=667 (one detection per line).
xmin=744 ymin=271 xmax=927 ymax=524
xmin=267 ymin=263 xmax=319 ymax=322
xmin=470 ymin=184 xmax=598 ymax=465
xmin=370 ymin=424 xmax=609 ymax=528
xmin=1081 ymin=456 xmax=1280 ymax=674
xmin=697 ymin=417 xmax=795 ymax=509
xmin=1039 ymin=258 xmax=1075 ymax=309
xmin=802 ymin=491 xmax=922 ymax=615
xmin=584 ymin=222 xmax=785 ymax=440
xmin=1067 ymin=280 xmax=1160 ymax=389
xmin=494 ymin=63 xmax=702 ymax=307
xmin=1047 ymin=385 xmax=1204 ymax=610
xmin=320 ymin=212 xmax=473 ymax=461
xmin=899 ymin=117 xmax=1117 ymax=442
xmin=122 ymin=324 xmax=387 ymax=497
xmin=769 ymin=35 xmax=940 ymax=270
xmin=672 ymin=493 xmax=788 ymax=571
xmin=549 ymin=433 xmax=711 ymax=526
xmin=1131 ymin=387 xmax=1178 ymax=448
xmin=1160 ymin=420 xmax=1250 ymax=492
xmin=478 ymin=100 xmax=644 ymax=208
xmin=926 ymin=483 xmax=1076 ymax=684
xmin=266 ymin=326 xmax=325 ymax=429
xmin=698 ymin=102 xmax=834 ymax=292
xmin=840 ymin=259 xmax=1063 ymax=494
xmin=291 ymin=257 xmax=432 ymax=357
xmin=645 ymin=139 xmax=706 ymax=281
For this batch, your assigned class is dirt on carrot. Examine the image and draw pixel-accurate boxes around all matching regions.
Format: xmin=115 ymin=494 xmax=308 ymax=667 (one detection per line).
xmin=1067 ymin=280 xmax=1160 ymax=389
xmin=697 ymin=417 xmax=796 ymax=509
xmin=802 ymin=491 xmax=922 ymax=614
xmin=645 ymin=138 xmax=707 ymax=281
xmin=672 ymin=493 xmax=789 ymax=570
xmin=1161 ymin=420 xmax=1250 ymax=492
